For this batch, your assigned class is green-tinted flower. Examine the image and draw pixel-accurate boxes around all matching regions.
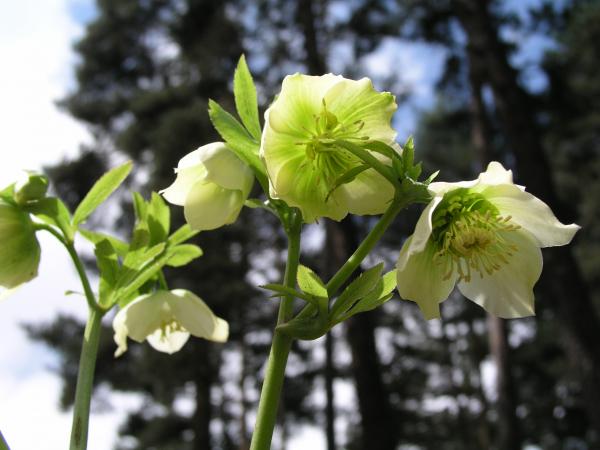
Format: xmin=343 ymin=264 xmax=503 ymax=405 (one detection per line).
xmin=0 ymin=199 xmax=41 ymax=290
xmin=113 ymin=289 xmax=229 ymax=356
xmin=161 ymin=142 xmax=253 ymax=231
xmin=260 ymin=73 xmax=398 ymax=222
xmin=14 ymin=171 xmax=49 ymax=204
xmin=396 ymin=162 xmax=580 ymax=319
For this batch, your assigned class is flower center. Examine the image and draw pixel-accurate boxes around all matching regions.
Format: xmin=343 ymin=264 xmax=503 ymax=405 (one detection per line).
xmin=158 ymin=319 xmax=184 ymax=339
xmin=431 ymin=189 xmax=521 ymax=282
xmin=297 ymin=100 xmax=369 ymax=188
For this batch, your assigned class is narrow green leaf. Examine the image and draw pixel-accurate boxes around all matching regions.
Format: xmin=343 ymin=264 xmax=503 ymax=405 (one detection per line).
xmin=336 ymin=270 xmax=397 ymax=322
xmin=94 ymin=239 xmax=119 ymax=306
xmin=0 ymin=183 xmax=15 ymax=202
xmin=166 ymin=244 xmax=203 ymax=267
xmin=78 ymin=228 xmax=129 ymax=257
xmin=234 ymin=55 xmax=261 ymax=141
xmin=131 ymin=191 xmax=147 ymax=222
xmin=148 ymin=192 xmax=170 ymax=244
xmin=25 ymin=197 xmax=73 ymax=240
xmin=364 ymin=141 xmax=402 ymax=162
xmin=208 ymin=99 xmax=267 ymax=181
xmin=276 ymin=312 xmax=329 ymax=340
xmin=326 ymin=164 xmax=369 ymax=200
xmin=297 ymin=265 xmax=328 ymax=300
xmin=72 ymin=161 xmax=132 ymax=226
xmin=330 ymin=263 xmax=384 ymax=319
xmin=168 ymin=224 xmax=199 ymax=246
xmin=261 ymin=283 xmax=316 ymax=305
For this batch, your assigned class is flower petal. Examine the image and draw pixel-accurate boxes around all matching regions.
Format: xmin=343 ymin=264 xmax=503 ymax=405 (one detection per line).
xmin=183 ymin=181 xmax=244 ymax=231
xmin=457 ymin=230 xmax=542 ymax=318
xmin=478 ymin=161 xmax=514 ymax=185
xmin=200 ymin=143 xmax=254 ymax=192
xmin=146 ymin=328 xmax=191 ymax=354
xmin=161 ymin=164 xmax=207 ymax=206
xmin=397 ymin=197 xmax=443 ymax=266
xmin=340 ymin=168 xmax=395 ymax=216
xmin=396 ymin=238 xmax=458 ymax=320
xmin=113 ymin=293 xmax=169 ymax=344
xmin=169 ymin=289 xmax=229 ymax=343
xmin=482 ymin=183 xmax=580 ymax=247
xmin=324 ymin=77 xmax=397 ymax=143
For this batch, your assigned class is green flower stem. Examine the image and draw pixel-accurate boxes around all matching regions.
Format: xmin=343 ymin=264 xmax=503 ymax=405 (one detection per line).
xmin=0 ymin=429 xmax=10 ymax=450
xmin=327 ymin=197 xmax=405 ymax=295
xmin=69 ymin=307 xmax=104 ymax=450
xmin=335 ymin=140 xmax=399 ymax=188
xmin=250 ymin=211 xmax=302 ymax=450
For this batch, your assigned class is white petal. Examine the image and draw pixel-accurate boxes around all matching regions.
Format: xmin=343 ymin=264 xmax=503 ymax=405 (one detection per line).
xmin=482 ymin=183 xmax=580 ymax=247
xmin=396 ymin=238 xmax=458 ymax=320
xmin=147 ymin=328 xmax=190 ymax=354
xmin=169 ymin=289 xmax=229 ymax=342
xmin=161 ymin=164 xmax=207 ymax=205
xmin=397 ymin=197 xmax=443 ymax=268
xmin=457 ymin=230 xmax=542 ymax=318
xmin=113 ymin=292 xmax=170 ymax=343
xmin=478 ymin=161 xmax=514 ymax=185
xmin=183 ymin=181 xmax=244 ymax=230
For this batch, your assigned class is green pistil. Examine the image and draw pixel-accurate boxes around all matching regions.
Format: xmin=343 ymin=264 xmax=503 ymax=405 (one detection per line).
xmin=297 ymin=101 xmax=369 ymax=189
xmin=431 ymin=189 xmax=520 ymax=282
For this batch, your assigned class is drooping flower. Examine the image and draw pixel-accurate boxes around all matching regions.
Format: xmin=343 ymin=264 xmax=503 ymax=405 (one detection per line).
xmin=113 ymin=289 xmax=229 ymax=356
xmin=161 ymin=142 xmax=253 ymax=231
xmin=0 ymin=199 xmax=41 ymax=290
xmin=260 ymin=73 xmax=398 ymax=222
xmin=396 ymin=162 xmax=580 ymax=319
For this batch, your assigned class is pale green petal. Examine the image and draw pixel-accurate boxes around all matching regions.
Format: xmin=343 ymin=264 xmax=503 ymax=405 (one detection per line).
xmin=482 ymin=183 xmax=580 ymax=247
xmin=324 ymin=77 xmax=397 ymax=143
xmin=169 ymin=289 xmax=229 ymax=342
xmin=0 ymin=201 xmax=41 ymax=289
xmin=265 ymin=73 xmax=343 ymax=137
xmin=428 ymin=162 xmax=515 ymax=198
xmin=396 ymin=238 xmax=458 ymax=320
xmin=200 ymin=143 xmax=254 ymax=192
xmin=341 ymin=168 xmax=395 ymax=216
xmin=271 ymin=156 xmax=348 ymax=222
xmin=183 ymin=181 xmax=244 ymax=230
xmin=146 ymin=328 xmax=190 ymax=354
xmin=457 ymin=230 xmax=542 ymax=318
xmin=428 ymin=180 xmax=478 ymax=196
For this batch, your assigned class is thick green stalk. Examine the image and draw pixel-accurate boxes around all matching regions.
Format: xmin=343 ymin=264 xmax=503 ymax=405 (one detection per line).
xmin=250 ymin=212 xmax=302 ymax=450
xmin=0 ymin=429 xmax=9 ymax=450
xmin=69 ymin=307 xmax=103 ymax=450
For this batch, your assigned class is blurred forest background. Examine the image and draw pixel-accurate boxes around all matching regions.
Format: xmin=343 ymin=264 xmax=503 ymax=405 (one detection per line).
xmin=27 ymin=0 xmax=600 ymax=449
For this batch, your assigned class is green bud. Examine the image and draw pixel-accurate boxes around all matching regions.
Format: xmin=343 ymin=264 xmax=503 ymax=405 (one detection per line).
xmin=0 ymin=200 xmax=41 ymax=289
xmin=14 ymin=171 xmax=49 ymax=204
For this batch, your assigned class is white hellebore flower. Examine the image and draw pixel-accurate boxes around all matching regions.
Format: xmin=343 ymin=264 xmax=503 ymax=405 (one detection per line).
xmin=113 ymin=289 xmax=229 ymax=356
xmin=396 ymin=162 xmax=580 ymax=319
xmin=162 ymin=142 xmax=253 ymax=231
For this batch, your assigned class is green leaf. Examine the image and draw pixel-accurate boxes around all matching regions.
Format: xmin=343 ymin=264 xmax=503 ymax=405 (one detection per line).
xmin=78 ymin=228 xmax=129 ymax=257
xmin=364 ymin=141 xmax=402 ymax=162
xmin=168 ymin=224 xmax=199 ymax=246
xmin=260 ymin=283 xmax=316 ymax=306
xmin=297 ymin=265 xmax=328 ymax=300
xmin=276 ymin=311 xmax=329 ymax=340
xmin=234 ymin=55 xmax=261 ymax=141
xmin=165 ymin=244 xmax=203 ymax=267
xmin=208 ymin=99 xmax=267 ymax=180
xmin=335 ymin=270 xmax=397 ymax=322
xmin=326 ymin=164 xmax=369 ymax=200
xmin=132 ymin=191 xmax=148 ymax=222
xmin=94 ymin=239 xmax=120 ymax=306
xmin=0 ymin=183 xmax=15 ymax=202
xmin=147 ymin=192 xmax=170 ymax=244
xmin=25 ymin=197 xmax=73 ymax=240
xmin=330 ymin=263 xmax=383 ymax=319
xmin=72 ymin=161 xmax=132 ymax=227
xmin=402 ymin=136 xmax=415 ymax=174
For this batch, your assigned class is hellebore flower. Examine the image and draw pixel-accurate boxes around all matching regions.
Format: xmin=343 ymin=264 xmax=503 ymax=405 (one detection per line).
xmin=113 ymin=289 xmax=229 ymax=356
xmin=0 ymin=199 xmax=41 ymax=290
xmin=162 ymin=142 xmax=253 ymax=231
xmin=260 ymin=73 xmax=398 ymax=222
xmin=396 ymin=162 xmax=580 ymax=319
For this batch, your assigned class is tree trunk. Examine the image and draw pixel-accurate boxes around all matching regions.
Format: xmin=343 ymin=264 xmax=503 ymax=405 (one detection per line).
xmin=465 ymin=42 xmax=521 ymax=450
xmin=455 ymin=0 xmax=600 ymax=434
